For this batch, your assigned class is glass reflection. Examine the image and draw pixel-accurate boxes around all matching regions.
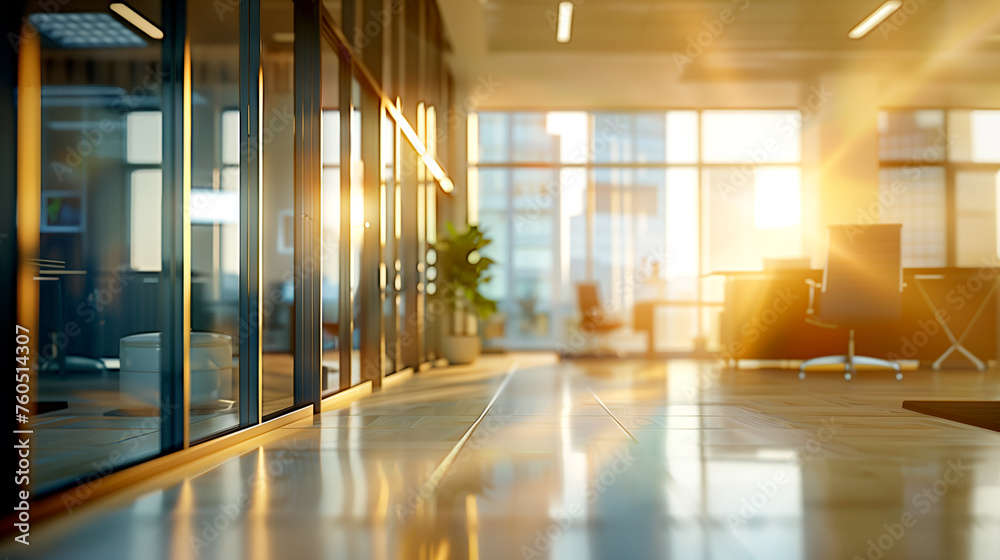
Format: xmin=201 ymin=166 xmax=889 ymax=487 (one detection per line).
xmin=321 ymin=37 xmax=342 ymax=395
xmin=26 ymin=0 xmax=164 ymax=493
xmin=350 ymin=78 xmax=364 ymax=386
xmin=188 ymin=0 xmax=240 ymax=440
xmin=383 ymin=111 xmax=400 ymax=375
xmin=260 ymin=0 xmax=296 ymax=416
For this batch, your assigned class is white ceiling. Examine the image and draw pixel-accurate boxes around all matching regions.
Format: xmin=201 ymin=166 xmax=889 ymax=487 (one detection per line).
xmin=438 ymin=0 xmax=1000 ymax=108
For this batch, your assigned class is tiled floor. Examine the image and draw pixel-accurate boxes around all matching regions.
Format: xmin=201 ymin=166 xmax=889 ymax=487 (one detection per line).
xmin=6 ymin=356 xmax=1000 ymax=559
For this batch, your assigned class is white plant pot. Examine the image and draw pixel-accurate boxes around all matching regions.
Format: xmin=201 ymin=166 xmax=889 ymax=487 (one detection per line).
xmin=441 ymin=335 xmax=481 ymax=365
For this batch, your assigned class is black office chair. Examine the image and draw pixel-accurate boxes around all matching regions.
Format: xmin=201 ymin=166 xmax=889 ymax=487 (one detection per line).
xmin=799 ymin=224 xmax=904 ymax=381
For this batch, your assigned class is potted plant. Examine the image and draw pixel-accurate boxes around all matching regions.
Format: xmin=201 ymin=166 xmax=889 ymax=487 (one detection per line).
xmin=434 ymin=223 xmax=498 ymax=364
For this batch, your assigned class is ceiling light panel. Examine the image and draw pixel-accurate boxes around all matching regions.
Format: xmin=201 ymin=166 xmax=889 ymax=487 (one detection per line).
xmin=848 ymin=1 xmax=902 ymax=39
xmin=109 ymin=3 xmax=164 ymax=40
xmin=557 ymin=2 xmax=574 ymax=43
xmin=29 ymin=12 xmax=146 ymax=48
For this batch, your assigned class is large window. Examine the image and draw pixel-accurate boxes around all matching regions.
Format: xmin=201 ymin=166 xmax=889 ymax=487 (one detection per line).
xmin=473 ymin=110 xmax=804 ymax=353
xmin=878 ymin=109 xmax=1000 ymax=267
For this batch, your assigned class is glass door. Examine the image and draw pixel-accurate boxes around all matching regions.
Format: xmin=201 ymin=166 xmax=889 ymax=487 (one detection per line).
xmin=259 ymin=0 xmax=296 ymax=417
xmin=383 ymin=108 xmax=401 ymax=375
xmin=19 ymin=0 xmax=167 ymax=493
xmin=320 ymin=33 xmax=343 ymax=395
xmin=188 ymin=0 xmax=241 ymax=441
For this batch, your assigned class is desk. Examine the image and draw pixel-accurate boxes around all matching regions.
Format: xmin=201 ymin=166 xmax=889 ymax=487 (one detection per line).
xmin=716 ymin=268 xmax=997 ymax=367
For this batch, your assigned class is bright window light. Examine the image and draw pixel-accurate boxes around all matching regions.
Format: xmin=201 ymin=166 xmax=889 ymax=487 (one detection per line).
xmin=221 ymin=110 xmax=240 ymax=166
xmin=221 ymin=167 xmax=238 ymax=191
xmin=322 ymin=110 xmax=341 ymax=165
xmin=426 ymin=105 xmax=437 ymax=157
xmin=754 ymin=167 xmax=801 ymax=229
xmin=127 ymin=111 xmax=162 ymax=164
xmin=848 ymin=1 xmax=902 ymax=39
xmin=130 ymin=169 xmax=162 ymax=271
xmin=702 ymin=111 xmax=801 ymax=164
xmin=971 ymin=111 xmax=1000 ymax=163
xmin=110 ymin=3 xmax=163 ymax=40
xmin=545 ymin=111 xmax=589 ymax=163
xmin=191 ymin=190 xmax=239 ymax=224
xmin=666 ymin=111 xmax=698 ymax=163
xmin=468 ymin=114 xmax=480 ymax=226
xmin=556 ymin=2 xmax=574 ymax=43
xmin=665 ymin=167 xmax=698 ymax=283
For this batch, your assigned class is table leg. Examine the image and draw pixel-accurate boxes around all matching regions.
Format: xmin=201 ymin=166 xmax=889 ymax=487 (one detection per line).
xmin=916 ymin=277 xmax=997 ymax=371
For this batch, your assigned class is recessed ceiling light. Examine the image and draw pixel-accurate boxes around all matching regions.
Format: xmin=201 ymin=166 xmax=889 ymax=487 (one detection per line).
xmin=556 ymin=2 xmax=574 ymax=44
xmin=848 ymin=0 xmax=902 ymax=39
xmin=109 ymin=2 xmax=163 ymax=40
xmin=29 ymin=12 xmax=146 ymax=48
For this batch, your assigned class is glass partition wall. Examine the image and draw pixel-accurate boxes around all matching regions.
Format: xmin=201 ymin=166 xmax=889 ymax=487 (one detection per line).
xmin=11 ymin=0 xmax=454 ymax=498
xmin=20 ymin=0 xmax=169 ymax=492
xmin=189 ymin=0 xmax=242 ymax=439
xmin=260 ymin=0 xmax=297 ymax=417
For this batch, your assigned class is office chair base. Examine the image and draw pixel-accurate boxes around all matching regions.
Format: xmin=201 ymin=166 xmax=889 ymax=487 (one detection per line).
xmin=798 ymin=354 xmax=901 ymax=380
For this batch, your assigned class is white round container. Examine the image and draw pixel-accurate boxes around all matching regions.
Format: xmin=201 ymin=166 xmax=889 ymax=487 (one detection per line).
xmin=120 ymin=332 xmax=233 ymax=408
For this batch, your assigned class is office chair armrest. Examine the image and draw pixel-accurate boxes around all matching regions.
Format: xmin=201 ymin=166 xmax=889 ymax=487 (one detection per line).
xmin=805 ymin=316 xmax=838 ymax=329
xmin=804 ymin=278 xmax=821 ymax=316
xmin=803 ymin=278 xmax=837 ymax=329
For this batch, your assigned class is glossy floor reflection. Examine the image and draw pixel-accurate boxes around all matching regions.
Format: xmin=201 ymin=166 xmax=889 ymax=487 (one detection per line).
xmin=7 ymin=356 xmax=1000 ymax=560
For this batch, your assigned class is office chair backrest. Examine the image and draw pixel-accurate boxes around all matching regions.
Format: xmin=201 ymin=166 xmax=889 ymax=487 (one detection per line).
xmin=577 ymin=282 xmax=603 ymax=326
xmin=820 ymin=224 xmax=903 ymax=326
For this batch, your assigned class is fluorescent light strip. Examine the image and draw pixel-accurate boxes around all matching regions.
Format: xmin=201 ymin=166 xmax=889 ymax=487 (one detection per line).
xmin=556 ymin=2 xmax=574 ymax=44
xmin=110 ymin=2 xmax=163 ymax=40
xmin=385 ymin=101 xmax=455 ymax=193
xmin=848 ymin=0 xmax=901 ymax=39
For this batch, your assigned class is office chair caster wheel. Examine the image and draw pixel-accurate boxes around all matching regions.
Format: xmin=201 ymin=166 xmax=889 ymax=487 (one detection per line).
xmin=895 ymin=372 xmax=903 ymax=381
xmin=798 ymin=371 xmax=806 ymax=380
xmin=844 ymin=372 xmax=852 ymax=380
